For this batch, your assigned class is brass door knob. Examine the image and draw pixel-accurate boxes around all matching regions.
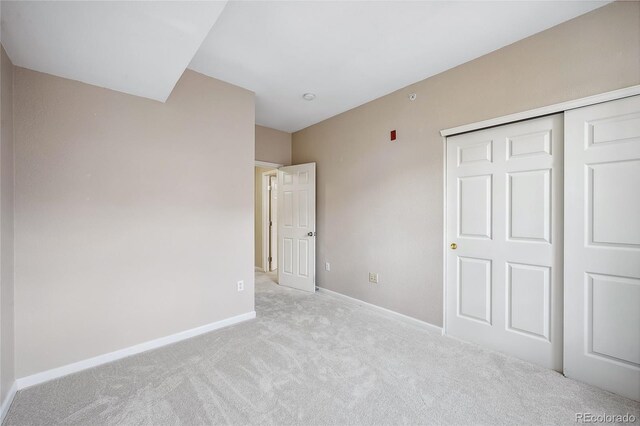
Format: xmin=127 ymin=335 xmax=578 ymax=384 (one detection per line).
xmin=450 ymin=243 xmax=457 ymax=250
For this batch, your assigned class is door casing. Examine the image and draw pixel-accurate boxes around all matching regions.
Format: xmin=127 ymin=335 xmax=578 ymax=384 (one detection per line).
xmin=269 ymin=174 xmax=278 ymax=271
xmin=261 ymin=169 xmax=278 ymax=273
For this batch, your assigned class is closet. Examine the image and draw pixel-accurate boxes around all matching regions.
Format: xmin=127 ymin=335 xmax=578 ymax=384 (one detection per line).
xmin=444 ymin=95 xmax=640 ymax=401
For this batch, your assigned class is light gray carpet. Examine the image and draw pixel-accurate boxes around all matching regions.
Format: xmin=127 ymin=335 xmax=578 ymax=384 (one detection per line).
xmin=5 ymin=271 xmax=639 ymax=425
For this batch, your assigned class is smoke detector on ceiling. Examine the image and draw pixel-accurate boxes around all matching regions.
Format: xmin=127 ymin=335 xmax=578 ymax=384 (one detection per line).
xmin=302 ymin=93 xmax=316 ymax=101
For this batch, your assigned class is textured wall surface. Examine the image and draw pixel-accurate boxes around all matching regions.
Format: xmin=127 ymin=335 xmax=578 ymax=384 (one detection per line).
xmin=292 ymin=2 xmax=640 ymax=325
xmin=255 ymin=125 xmax=291 ymax=165
xmin=14 ymin=68 xmax=255 ymax=377
xmin=0 ymin=44 xmax=15 ymax=405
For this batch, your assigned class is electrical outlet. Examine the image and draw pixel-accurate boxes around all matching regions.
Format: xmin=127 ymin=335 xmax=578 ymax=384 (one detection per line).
xmin=368 ymin=273 xmax=379 ymax=284
xmin=325 ymin=262 xmax=331 ymax=271
xmin=237 ymin=280 xmax=244 ymax=292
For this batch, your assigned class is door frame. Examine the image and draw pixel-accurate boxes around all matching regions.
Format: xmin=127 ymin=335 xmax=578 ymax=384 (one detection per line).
xmin=256 ymin=160 xmax=282 ymax=273
xmin=440 ymin=84 xmax=640 ymax=335
xmin=262 ymin=169 xmax=278 ymax=273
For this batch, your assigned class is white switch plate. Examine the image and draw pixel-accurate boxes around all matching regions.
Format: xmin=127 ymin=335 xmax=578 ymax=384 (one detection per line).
xmin=237 ymin=280 xmax=244 ymax=292
xmin=325 ymin=262 xmax=331 ymax=271
xmin=368 ymin=273 xmax=378 ymax=284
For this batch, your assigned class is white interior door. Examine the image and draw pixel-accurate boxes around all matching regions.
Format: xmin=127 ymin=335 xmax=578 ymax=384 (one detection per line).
xmin=564 ymin=95 xmax=640 ymax=401
xmin=277 ymin=163 xmax=316 ymax=292
xmin=446 ymin=114 xmax=563 ymax=371
xmin=269 ymin=175 xmax=278 ymax=272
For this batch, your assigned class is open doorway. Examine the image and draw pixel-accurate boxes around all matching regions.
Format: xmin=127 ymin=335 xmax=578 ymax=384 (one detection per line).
xmin=255 ymin=162 xmax=280 ymax=279
xmin=255 ymin=161 xmax=317 ymax=292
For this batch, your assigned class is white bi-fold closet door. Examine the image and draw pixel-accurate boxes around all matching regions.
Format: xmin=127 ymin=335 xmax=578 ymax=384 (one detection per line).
xmin=564 ymin=95 xmax=640 ymax=401
xmin=446 ymin=115 xmax=564 ymax=371
xmin=446 ymin=95 xmax=640 ymax=401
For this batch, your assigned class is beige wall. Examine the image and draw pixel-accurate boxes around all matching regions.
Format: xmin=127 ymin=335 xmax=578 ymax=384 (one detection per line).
xmin=254 ymin=166 xmax=276 ymax=269
xmin=14 ymin=68 xmax=255 ymax=378
xmin=0 ymin=45 xmax=15 ymax=404
xmin=292 ymin=2 xmax=640 ymax=326
xmin=255 ymin=125 xmax=291 ymax=165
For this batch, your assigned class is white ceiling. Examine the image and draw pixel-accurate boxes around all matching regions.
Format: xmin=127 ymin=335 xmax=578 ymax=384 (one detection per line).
xmin=1 ymin=1 xmax=609 ymax=131
xmin=1 ymin=1 xmax=227 ymax=102
xmin=190 ymin=1 xmax=609 ymax=132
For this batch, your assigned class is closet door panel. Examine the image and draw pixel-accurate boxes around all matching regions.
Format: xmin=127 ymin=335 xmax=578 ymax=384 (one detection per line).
xmin=446 ymin=114 xmax=563 ymax=371
xmin=564 ymin=95 xmax=640 ymax=401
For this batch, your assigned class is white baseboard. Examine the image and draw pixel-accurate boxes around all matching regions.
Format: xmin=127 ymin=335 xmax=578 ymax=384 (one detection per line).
xmin=16 ymin=311 xmax=256 ymax=390
xmin=316 ymin=287 xmax=443 ymax=334
xmin=0 ymin=381 xmax=17 ymax=423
